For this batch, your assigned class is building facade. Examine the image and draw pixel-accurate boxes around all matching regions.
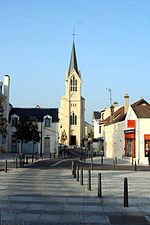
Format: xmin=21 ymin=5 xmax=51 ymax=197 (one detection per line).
xmin=0 ymin=75 xmax=10 ymax=152
xmin=58 ymin=41 xmax=85 ymax=147
xmin=98 ymin=95 xmax=150 ymax=165
xmin=8 ymin=107 xmax=59 ymax=156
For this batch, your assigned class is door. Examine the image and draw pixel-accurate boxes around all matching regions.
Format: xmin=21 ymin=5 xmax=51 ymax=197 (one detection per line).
xmin=70 ymin=135 xmax=76 ymax=145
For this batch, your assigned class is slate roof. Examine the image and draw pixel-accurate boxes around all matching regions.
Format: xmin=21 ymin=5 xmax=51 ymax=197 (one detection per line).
xmin=9 ymin=108 xmax=59 ymax=123
xmin=68 ymin=41 xmax=79 ymax=75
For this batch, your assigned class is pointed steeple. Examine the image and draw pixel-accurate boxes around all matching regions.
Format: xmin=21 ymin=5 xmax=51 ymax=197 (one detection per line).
xmin=68 ymin=41 xmax=79 ymax=75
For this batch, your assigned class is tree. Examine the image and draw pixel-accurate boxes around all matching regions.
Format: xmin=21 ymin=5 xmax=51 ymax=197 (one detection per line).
xmin=14 ymin=119 xmax=40 ymax=153
xmin=0 ymin=97 xmax=7 ymax=152
xmin=61 ymin=130 xmax=67 ymax=144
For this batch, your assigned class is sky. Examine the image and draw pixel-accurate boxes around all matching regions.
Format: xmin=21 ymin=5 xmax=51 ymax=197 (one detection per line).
xmin=0 ymin=0 xmax=150 ymax=123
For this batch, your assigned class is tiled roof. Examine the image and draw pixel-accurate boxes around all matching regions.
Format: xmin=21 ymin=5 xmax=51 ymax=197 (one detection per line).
xmin=132 ymin=105 xmax=150 ymax=118
xmin=100 ymin=98 xmax=150 ymax=126
xmin=100 ymin=107 xmax=125 ymax=126
xmin=9 ymin=108 xmax=59 ymax=123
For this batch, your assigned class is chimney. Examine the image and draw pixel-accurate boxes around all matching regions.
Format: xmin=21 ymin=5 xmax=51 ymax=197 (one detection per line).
xmin=124 ymin=94 xmax=129 ymax=114
xmin=110 ymin=104 xmax=114 ymax=122
xmin=4 ymin=75 xmax=10 ymax=120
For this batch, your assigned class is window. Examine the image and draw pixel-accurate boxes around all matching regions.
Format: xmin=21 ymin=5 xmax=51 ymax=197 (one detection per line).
xmin=44 ymin=117 xmax=51 ymax=127
xmin=70 ymin=76 xmax=77 ymax=91
xmin=11 ymin=117 xmax=18 ymax=127
xmin=70 ymin=113 xmax=77 ymax=125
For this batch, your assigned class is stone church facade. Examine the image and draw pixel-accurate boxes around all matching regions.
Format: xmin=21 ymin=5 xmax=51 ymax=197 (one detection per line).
xmin=58 ymin=41 xmax=85 ymax=147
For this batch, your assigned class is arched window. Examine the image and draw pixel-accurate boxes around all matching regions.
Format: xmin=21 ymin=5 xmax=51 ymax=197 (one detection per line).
xmin=70 ymin=113 xmax=77 ymax=125
xmin=70 ymin=76 xmax=77 ymax=91
xmin=44 ymin=116 xmax=52 ymax=127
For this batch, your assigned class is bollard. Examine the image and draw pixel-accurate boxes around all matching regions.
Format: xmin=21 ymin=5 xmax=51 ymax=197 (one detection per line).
xmin=113 ymin=160 xmax=115 ymax=171
xmin=115 ymin=156 xmax=117 ymax=165
xmin=124 ymin=177 xmax=129 ymax=207
xmin=80 ymin=167 xmax=83 ymax=186
xmin=73 ymin=164 xmax=76 ymax=178
xmin=87 ymin=169 xmax=91 ymax=191
xmin=15 ymin=157 xmax=17 ymax=169
xmin=32 ymin=155 xmax=34 ymax=163
xmin=134 ymin=161 xmax=137 ymax=171
xmin=101 ymin=156 xmax=103 ymax=165
xmin=5 ymin=160 xmax=7 ymax=173
xmin=72 ymin=161 xmax=74 ymax=175
xmin=26 ymin=156 xmax=28 ymax=165
xmin=132 ymin=157 xmax=134 ymax=165
xmin=98 ymin=173 xmax=102 ymax=198
xmin=76 ymin=165 xmax=79 ymax=181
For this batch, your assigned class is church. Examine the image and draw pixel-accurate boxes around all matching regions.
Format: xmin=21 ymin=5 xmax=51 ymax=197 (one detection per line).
xmin=58 ymin=41 xmax=85 ymax=147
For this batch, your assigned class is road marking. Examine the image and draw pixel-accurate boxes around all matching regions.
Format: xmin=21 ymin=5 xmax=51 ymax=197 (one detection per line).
xmin=51 ymin=159 xmax=68 ymax=167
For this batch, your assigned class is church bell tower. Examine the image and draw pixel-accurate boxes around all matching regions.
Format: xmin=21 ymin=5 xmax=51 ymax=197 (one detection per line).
xmin=59 ymin=40 xmax=85 ymax=147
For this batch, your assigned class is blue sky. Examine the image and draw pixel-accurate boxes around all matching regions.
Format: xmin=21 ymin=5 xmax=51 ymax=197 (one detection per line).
xmin=0 ymin=0 xmax=150 ymax=123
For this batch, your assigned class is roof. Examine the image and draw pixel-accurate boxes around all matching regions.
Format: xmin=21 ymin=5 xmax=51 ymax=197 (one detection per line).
xmin=9 ymin=108 xmax=59 ymax=123
xmin=132 ymin=105 xmax=150 ymax=118
xmin=100 ymin=98 xmax=150 ymax=126
xmin=68 ymin=41 xmax=79 ymax=75
xmin=93 ymin=111 xmax=101 ymax=120
xmin=100 ymin=107 xmax=125 ymax=126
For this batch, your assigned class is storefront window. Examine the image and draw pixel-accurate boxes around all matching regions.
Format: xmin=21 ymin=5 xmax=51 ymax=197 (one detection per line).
xmin=145 ymin=140 xmax=150 ymax=157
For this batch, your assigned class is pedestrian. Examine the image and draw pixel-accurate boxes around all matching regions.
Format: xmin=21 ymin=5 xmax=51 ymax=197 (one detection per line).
xmin=148 ymin=149 xmax=150 ymax=165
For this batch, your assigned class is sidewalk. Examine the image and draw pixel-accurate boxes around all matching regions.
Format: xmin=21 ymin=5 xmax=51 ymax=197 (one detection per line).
xmin=0 ymin=165 xmax=150 ymax=225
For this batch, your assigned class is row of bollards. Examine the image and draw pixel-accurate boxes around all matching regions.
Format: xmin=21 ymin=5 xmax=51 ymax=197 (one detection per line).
xmin=4 ymin=155 xmax=37 ymax=173
xmin=71 ymin=160 xmax=129 ymax=207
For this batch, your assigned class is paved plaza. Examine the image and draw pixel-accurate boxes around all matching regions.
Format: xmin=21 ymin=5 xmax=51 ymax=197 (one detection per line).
xmin=0 ymin=157 xmax=150 ymax=225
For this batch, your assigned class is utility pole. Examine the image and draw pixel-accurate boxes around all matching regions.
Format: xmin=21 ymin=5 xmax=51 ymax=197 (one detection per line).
xmin=106 ymin=88 xmax=112 ymax=106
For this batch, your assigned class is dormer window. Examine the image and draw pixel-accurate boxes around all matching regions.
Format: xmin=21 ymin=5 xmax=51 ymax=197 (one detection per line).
xmin=44 ymin=117 xmax=52 ymax=127
xmin=11 ymin=117 xmax=18 ymax=127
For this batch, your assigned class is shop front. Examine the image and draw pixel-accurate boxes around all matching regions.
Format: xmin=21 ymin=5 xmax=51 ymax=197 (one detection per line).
xmin=124 ymin=129 xmax=135 ymax=157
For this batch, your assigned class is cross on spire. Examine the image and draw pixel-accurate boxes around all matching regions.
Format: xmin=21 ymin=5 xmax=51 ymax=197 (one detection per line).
xmin=72 ymin=28 xmax=76 ymax=42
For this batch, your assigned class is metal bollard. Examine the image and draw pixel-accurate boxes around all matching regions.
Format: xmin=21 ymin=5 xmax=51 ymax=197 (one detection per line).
xmin=73 ymin=164 xmax=76 ymax=178
xmin=76 ymin=165 xmax=79 ymax=181
xmin=32 ymin=155 xmax=34 ymax=163
xmin=98 ymin=173 xmax=102 ymax=198
xmin=134 ymin=161 xmax=137 ymax=171
xmin=113 ymin=160 xmax=115 ymax=171
xmin=132 ymin=157 xmax=134 ymax=165
xmin=80 ymin=167 xmax=83 ymax=186
xmin=26 ymin=156 xmax=28 ymax=165
xmin=15 ymin=157 xmax=17 ymax=169
xmin=72 ymin=160 xmax=74 ymax=175
xmin=87 ymin=169 xmax=91 ymax=191
xmin=5 ymin=160 xmax=7 ymax=173
xmin=115 ymin=156 xmax=117 ymax=165
xmin=124 ymin=177 xmax=129 ymax=207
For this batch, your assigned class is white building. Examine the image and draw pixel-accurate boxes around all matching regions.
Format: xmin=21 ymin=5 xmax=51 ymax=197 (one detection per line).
xmin=99 ymin=95 xmax=150 ymax=164
xmin=92 ymin=102 xmax=121 ymax=138
xmin=0 ymin=75 xmax=10 ymax=152
xmin=8 ymin=107 xmax=59 ymax=156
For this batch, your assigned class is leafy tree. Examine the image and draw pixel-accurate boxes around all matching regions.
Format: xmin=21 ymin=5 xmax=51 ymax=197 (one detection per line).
xmin=0 ymin=97 xmax=7 ymax=152
xmin=14 ymin=119 xmax=40 ymax=153
xmin=61 ymin=130 xmax=67 ymax=144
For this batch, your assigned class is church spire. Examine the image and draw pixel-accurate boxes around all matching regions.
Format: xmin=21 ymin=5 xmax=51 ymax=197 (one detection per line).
xmin=68 ymin=41 xmax=79 ymax=75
